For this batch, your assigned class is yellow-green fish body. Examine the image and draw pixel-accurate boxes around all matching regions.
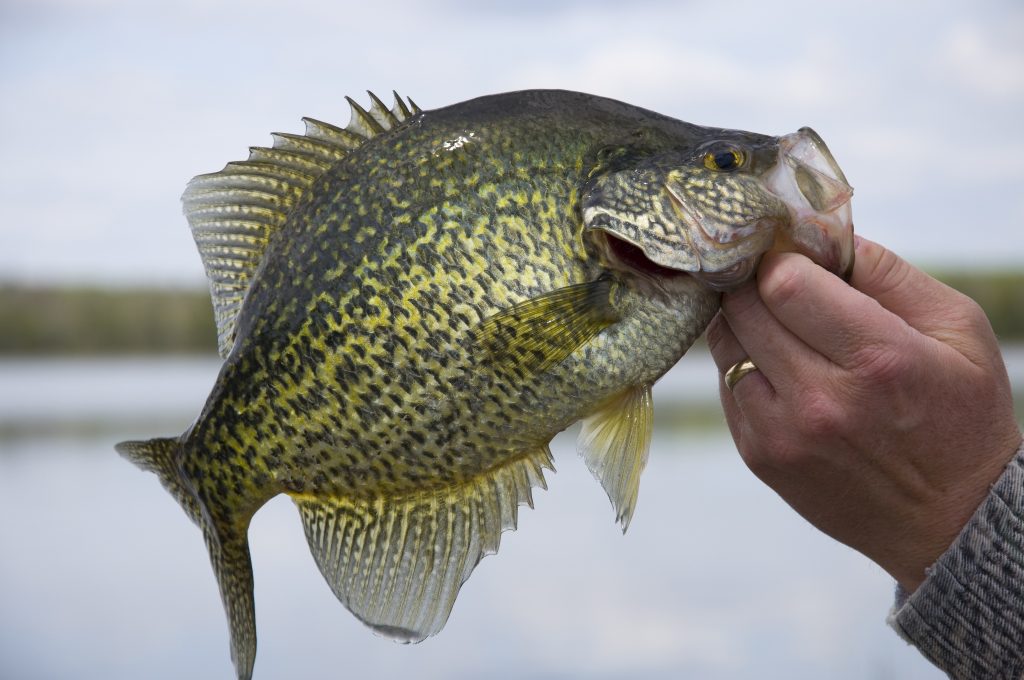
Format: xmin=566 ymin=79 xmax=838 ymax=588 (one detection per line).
xmin=118 ymin=89 xmax=854 ymax=679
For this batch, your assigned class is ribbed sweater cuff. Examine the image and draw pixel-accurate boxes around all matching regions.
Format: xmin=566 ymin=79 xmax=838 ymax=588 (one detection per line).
xmin=888 ymin=442 xmax=1024 ymax=679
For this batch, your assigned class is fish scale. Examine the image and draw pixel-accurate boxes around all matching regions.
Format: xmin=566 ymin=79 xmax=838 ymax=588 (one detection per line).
xmin=117 ymin=89 xmax=854 ymax=679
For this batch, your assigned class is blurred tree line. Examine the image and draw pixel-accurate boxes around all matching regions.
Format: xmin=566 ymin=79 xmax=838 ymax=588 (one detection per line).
xmin=0 ymin=271 xmax=1021 ymax=355
xmin=932 ymin=271 xmax=1024 ymax=342
xmin=0 ymin=286 xmax=216 ymax=354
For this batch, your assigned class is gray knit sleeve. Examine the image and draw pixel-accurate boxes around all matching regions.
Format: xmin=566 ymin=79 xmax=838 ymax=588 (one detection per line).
xmin=888 ymin=442 xmax=1024 ymax=679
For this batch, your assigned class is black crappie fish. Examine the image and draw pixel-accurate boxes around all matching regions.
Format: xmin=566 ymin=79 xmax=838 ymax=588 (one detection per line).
xmin=117 ymin=89 xmax=854 ymax=679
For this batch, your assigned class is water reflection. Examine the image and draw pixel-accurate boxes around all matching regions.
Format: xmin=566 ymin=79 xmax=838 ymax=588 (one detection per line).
xmin=7 ymin=350 xmax=1016 ymax=679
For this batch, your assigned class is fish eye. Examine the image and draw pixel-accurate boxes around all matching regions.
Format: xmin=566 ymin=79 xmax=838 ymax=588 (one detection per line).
xmin=703 ymin=148 xmax=745 ymax=172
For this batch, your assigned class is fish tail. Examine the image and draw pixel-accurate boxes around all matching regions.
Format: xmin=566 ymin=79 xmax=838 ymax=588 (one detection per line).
xmin=202 ymin=515 xmax=256 ymax=680
xmin=116 ymin=437 xmax=257 ymax=680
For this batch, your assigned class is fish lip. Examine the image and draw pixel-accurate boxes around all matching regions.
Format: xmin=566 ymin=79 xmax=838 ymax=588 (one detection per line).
xmin=765 ymin=129 xmax=856 ymax=279
xmin=838 ymin=235 xmax=855 ymax=281
xmin=781 ymin=212 xmax=855 ymax=280
xmin=777 ymin=130 xmax=854 ymax=213
xmin=795 ymin=126 xmax=849 ymax=186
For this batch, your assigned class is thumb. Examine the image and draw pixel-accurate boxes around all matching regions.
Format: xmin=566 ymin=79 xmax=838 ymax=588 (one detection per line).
xmin=852 ymin=236 xmax=996 ymax=364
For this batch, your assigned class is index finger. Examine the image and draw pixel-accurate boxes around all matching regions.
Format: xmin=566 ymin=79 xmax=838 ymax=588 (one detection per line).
xmin=848 ymin=238 xmax=998 ymax=368
xmin=753 ymin=248 xmax=915 ymax=370
xmin=850 ymin=237 xmax=976 ymax=340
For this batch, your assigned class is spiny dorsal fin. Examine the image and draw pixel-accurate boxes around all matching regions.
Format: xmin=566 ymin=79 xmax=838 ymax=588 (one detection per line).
xmin=344 ymin=95 xmax=386 ymax=137
xmin=577 ymin=383 xmax=654 ymax=532
xmin=294 ymin=447 xmax=554 ymax=641
xmin=183 ymin=91 xmax=419 ymax=358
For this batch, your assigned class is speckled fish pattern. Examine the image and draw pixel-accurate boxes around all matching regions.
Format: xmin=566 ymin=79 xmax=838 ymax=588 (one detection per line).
xmin=117 ymin=89 xmax=854 ymax=680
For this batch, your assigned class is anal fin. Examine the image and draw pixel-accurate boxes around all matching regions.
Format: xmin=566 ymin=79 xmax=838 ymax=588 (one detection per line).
xmin=293 ymin=447 xmax=553 ymax=641
xmin=578 ymin=383 xmax=654 ymax=532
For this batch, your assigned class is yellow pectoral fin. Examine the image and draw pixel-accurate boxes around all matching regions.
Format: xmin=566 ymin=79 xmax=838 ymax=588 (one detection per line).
xmin=577 ymin=383 xmax=654 ymax=532
xmin=474 ymin=277 xmax=618 ymax=377
xmin=292 ymin=447 xmax=554 ymax=641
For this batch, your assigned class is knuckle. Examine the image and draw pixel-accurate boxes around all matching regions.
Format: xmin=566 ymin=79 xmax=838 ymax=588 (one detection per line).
xmin=759 ymin=261 xmax=805 ymax=309
xmin=739 ymin=448 xmax=775 ymax=478
xmin=957 ymin=295 xmax=993 ymax=335
xmin=737 ymin=416 xmax=806 ymax=476
xmin=795 ymin=386 xmax=848 ymax=439
xmin=721 ymin=282 xmax=761 ymax=319
xmin=859 ymin=243 xmax=911 ymax=295
xmin=738 ymin=435 xmax=786 ymax=477
xmin=930 ymin=289 xmax=1002 ymax=369
xmin=848 ymin=343 xmax=912 ymax=388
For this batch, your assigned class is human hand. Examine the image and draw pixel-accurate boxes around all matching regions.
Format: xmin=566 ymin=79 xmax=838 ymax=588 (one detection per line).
xmin=706 ymin=237 xmax=1022 ymax=591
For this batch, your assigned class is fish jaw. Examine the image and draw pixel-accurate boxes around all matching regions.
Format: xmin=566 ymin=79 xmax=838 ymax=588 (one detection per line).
xmin=763 ymin=127 xmax=855 ymax=280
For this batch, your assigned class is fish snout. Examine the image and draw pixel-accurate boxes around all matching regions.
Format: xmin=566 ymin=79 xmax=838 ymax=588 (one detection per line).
xmin=765 ymin=127 xmax=855 ymax=280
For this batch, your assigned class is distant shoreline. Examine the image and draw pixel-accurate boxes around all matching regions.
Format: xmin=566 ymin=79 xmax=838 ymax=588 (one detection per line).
xmin=2 ymin=269 xmax=1022 ymax=354
xmin=0 ymin=285 xmax=217 ymax=355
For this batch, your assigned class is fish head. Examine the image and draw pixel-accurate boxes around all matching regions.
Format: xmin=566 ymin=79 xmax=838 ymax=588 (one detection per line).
xmin=582 ymin=126 xmax=854 ymax=289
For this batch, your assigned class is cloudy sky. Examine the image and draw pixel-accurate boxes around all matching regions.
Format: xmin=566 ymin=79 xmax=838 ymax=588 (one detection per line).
xmin=1 ymin=0 xmax=1022 ymax=286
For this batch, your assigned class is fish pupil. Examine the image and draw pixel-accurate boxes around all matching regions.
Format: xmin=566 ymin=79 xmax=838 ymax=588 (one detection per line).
xmin=713 ymin=151 xmax=738 ymax=170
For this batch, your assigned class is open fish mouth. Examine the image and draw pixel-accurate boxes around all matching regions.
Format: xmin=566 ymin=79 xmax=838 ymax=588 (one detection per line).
xmin=764 ymin=127 xmax=855 ymax=280
xmin=602 ymin=234 xmax=694 ymax=280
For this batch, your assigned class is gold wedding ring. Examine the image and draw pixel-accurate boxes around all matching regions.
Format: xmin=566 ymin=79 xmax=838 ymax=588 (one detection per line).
xmin=724 ymin=358 xmax=759 ymax=391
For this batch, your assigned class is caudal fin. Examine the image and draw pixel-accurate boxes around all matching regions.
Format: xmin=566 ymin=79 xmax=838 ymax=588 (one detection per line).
xmin=202 ymin=521 xmax=257 ymax=680
xmin=116 ymin=437 xmax=258 ymax=680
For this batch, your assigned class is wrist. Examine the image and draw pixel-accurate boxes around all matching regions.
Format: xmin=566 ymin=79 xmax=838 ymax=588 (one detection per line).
xmin=888 ymin=441 xmax=1024 ymax=677
xmin=891 ymin=435 xmax=1024 ymax=594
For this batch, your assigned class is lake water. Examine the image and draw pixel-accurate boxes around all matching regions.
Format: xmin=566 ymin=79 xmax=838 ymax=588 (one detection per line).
xmin=3 ymin=350 xmax=1022 ymax=680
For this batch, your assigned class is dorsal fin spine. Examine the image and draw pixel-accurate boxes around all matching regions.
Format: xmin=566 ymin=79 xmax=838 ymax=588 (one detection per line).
xmin=301 ymin=118 xmax=365 ymax=150
xmin=270 ymin=132 xmax=350 ymax=161
xmin=392 ymin=91 xmax=412 ymax=119
xmin=345 ymin=96 xmax=386 ymax=137
xmin=367 ymin=91 xmax=400 ymax=127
